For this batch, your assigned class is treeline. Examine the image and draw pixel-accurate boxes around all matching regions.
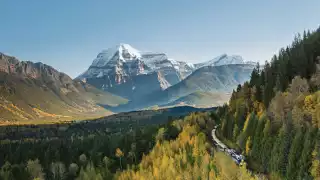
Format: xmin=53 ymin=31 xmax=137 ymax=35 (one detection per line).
xmin=249 ymin=28 xmax=320 ymax=107
xmin=218 ymin=27 xmax=320 ymax=179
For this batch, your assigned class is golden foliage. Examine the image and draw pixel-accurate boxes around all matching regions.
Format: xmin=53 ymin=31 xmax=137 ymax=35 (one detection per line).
xmin=0 ymin=104 xmax=28 ymax=120
xmin=117 ymin=115 xmax=256 ymax=180
xmin=310 ymin=148 xmax=320 ymax=179
xmin=243 ymin=113 xmax=252 ymax=132
xmin=115 ymin=148 xmax=124 ymax=158
xmin=32 ymin=108 xmax=70 ymax=118
xmin=246 ymin=136 xmax=252 ymax=156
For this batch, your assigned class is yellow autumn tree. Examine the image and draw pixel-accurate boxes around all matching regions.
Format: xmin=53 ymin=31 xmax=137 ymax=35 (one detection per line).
xmin=310 ymin=143 xmax=320 ymax=179
xmin=117 ymin=113 xmax=258 ymax=180
xmin=246 ymin=136 xmax=252 ymax=156
xmin=115 ymin=148 xmax=124 ymax=170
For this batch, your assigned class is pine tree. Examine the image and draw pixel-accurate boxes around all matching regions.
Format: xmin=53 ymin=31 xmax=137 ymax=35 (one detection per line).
xmin=297 ymin=128 xmax=317 ymax=179
xmin=0 ymin=161 xmax=13 ymax=180
xmin=274 ymin=73 xmax=281 ymax=93
xmin=250 ymin=116 xmax=266 ymax=162
xmin=286 ymin=127 xmax=304 ymax=179
xmin=269 ymin=123 xmax=292 ymax=177
xmin=26 ymin=159 xmax=45 ymax=180
xmin=233 ymin=124 xmax=240 ymax=141
xmin=310 ymin=133 xmax=320 ymax=179
xmin=259 ymin=119 xmax=273 ymax=172
xmin=50 ymin=162 xmax=66 ymax=180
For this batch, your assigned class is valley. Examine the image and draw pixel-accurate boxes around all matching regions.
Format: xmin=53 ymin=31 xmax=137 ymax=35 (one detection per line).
xmin=0 ymin=44 xmax=255 ymax=123
xmin=1 ymin=2 xmax=320 ymax=179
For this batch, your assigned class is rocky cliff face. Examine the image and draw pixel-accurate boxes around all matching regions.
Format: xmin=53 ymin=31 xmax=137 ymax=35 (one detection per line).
xmin=84 ymin=70 xmax=170 ymax=100
xmin=0 ymin=53 xmax=79 ymax=94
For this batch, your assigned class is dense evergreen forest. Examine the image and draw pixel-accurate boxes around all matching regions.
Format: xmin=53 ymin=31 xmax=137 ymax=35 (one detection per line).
xmin=0 ymin=123 xmax=164 ymax=180
xmin=218 ymin=27 xmax=320 ymax=179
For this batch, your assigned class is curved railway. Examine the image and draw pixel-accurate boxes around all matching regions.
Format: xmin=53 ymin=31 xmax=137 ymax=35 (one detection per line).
xmin=211 ymin=126 xmax=245 ymax=165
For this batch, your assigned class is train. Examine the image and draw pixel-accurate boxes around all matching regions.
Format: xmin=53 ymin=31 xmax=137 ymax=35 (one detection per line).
xmin=212 ymin=127 xmax=245 ymax=165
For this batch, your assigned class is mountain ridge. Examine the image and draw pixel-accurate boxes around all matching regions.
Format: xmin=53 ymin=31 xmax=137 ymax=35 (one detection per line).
xmin=0 ymin=52 xmax=127 ymax=122
xmin=77 ymin=44 xmax=256 ymax=103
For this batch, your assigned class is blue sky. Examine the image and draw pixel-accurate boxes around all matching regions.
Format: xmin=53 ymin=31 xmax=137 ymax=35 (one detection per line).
xmin=1 ymin=0 xmax=319 ymax=78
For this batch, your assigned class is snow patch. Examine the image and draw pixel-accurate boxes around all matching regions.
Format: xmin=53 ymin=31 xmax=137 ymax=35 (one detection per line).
xmin=195 ymin=54 xmax=255 ymax=68
xmin=97 ymin=71 xmax=104 ymax=78
xmin=91 ymin=43 xmax=141 ymax=67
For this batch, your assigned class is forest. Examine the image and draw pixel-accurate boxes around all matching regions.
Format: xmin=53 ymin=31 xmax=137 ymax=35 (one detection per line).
xmin=218 ymin=27 xmax=320 ymax=179
xmin=0 ymin=28 xmax=319 ymax=180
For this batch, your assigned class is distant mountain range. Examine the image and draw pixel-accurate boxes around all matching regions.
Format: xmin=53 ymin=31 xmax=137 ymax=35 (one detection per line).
xmin=194 ymin=53 xmax=256 ymax=68
xmin=0 ymin=43 xmax=256 ymax=122
xmin=77 ymin=44 xmax=255 ymax=103
xmin=77 ymin=44 xmax=195 ymax=100
xmin=108 ymin=64 xmax=254 ymax=112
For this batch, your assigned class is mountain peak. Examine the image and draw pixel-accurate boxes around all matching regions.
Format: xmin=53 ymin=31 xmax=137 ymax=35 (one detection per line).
xmin=91 ymin=43 xmax=141 ymax=67
xmin=212 ymin=54 xmax=245 ymax=66
xmin=195 ymin=54 xmax=255 ymax=68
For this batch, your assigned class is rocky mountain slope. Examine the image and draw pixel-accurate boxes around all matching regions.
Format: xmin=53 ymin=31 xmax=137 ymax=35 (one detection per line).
xmin=108 ymin=64 xmax=254 ymax=112
xmin=77 ymin=44 xmax=195 ymax=99
xmin=0 ymin=53 xmax=127 ymax=123
xmin=149 ymin=64 xmax=254 ymax=105
xmin=195 ymin=53 xmax=256 ymax=68
xmin=77 ymin=44 xmax=256 ymax=110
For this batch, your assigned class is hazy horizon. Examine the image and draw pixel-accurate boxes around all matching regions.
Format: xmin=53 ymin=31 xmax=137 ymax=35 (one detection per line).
xmin=1 ymin=0 xmax=319 ymax=78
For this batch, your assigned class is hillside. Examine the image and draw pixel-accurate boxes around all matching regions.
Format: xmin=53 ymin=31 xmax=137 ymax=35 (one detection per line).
xmin=145 ymin=64 xmax=253 ymax=107
xmin=214 ymin=28 xmax=320 ymax=179
xmin=161 ymin=91 xmax=230 ymax=107
xmin=0 ymin=53 xmax=127 ymax=123
xmin=107 ymin=64 xmax=254 ymax=112
xmin=162 ymin=64 xmax=254 ymax=99
xmin=77 ymin=44 xmax=257 ymax=104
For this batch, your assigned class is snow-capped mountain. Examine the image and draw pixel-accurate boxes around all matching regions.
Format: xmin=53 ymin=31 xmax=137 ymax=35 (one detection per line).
xmin=195 ymin=54 xmax=256 ymax=68
xmin=77 ymin=44 xmax=256 ymax=101
xmin=78 ymin=44 xmax=195 ymax=81
xmin=77 ymin=44 xmax=195 ymax=100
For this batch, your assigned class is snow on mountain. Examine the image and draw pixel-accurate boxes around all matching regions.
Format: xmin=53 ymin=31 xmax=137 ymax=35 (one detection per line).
xmin=195 ymin=54 xmax=256 ymax=68
xmin=78 ymin=44 xmax=195 ymax=81
xmin=140 ymin=52 xmax=171 ymax=73
xmin=92 ymin=43 xmax=141 ymax=67
xmin=245 ymin=61 xmax=258 ymax=66
xmin=77 ymin=44 xmax=197 ymax=100
xmin=81 ymin=44 xmax=257 ymax=82
xmin=196 ymin=54 xmax=242 ymax=67
xmin=90 ymin=43 xmax=179 ymax=73
xmin=77 ymin=44 xmax=257 ymax=101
